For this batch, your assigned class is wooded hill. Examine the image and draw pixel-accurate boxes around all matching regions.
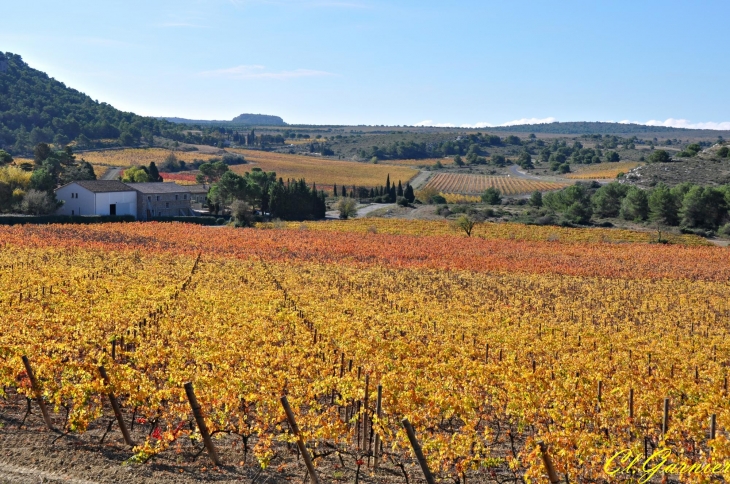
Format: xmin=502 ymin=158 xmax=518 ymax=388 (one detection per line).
xmin=0 ymin=52 xmax=183 ymax=156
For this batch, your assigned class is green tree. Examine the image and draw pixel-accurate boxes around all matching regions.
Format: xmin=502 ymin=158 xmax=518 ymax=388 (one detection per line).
xmin=481 ymin=187 xmax=502 ymax=205
xmin=196 ymin=161 xmax=229 ymax=184
xmin=648 ymin=183 xmax=679 ymax=226
xmin=121 ymin=166 xmax=150 ymax=183
xmin=543 ymin=184 xmax=593 ymax=224
xmin=529 ymin=190 xmax=543 ymax=208
xmin=606 ymin=151 xmax=620 ymax=162
xmin=453 ymin=154 xmax=464 ymax=166
xmin=490 ymin=155 xmax=506 ymax=167
xmin=0 ymin=150 xmax=13 ymax=165
xmin=148 ymin=162 xmax=163 ymax=182
xmin=678 ymin=187 xmax=727 ymax=229
xmin=591 ymin=182 xmax=629 ymax=218
xmin=29 ymin=168 xmax=55 ymax=192
xmin=453 ymin=214 xmax=477 ymax=237
xmin=517 ymin=151 xmax=533 ymax=169
xmin=404 ymin=184 xmax=415 ymax=203
xmin=337 ymin=197 xmax=358 ymax=219
xmin=34 ymin=143 xmax=52 ymax=164
xmin=230 ymin=200 xmax=253 ymax=227
xmin=619 ymin=187 xmax=649 ymax=221
xmin=717 ymin=146 xmax=729 ymax=158
xmin=647 ymin=150 xmax=671 ymax=163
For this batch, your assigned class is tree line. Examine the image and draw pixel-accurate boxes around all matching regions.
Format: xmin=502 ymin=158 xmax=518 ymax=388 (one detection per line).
xmin=531 ymin=181 xmax=730 ymax=235
xmin=0 ymin=143 xmax=95 ymax=215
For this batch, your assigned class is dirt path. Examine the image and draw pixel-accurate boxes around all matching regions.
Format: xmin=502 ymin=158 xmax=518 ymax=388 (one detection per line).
xmin=409 ymin=170 xmax=433 ymax=189
xmin=100 ymin=167 xmax=122 ymax=180
xmin=325 ymin=202 xmax=395 ymax=219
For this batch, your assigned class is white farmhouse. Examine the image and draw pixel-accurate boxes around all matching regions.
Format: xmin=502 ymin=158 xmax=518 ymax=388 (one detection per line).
xmin=55 ymin=180 xmax=137 ymax=218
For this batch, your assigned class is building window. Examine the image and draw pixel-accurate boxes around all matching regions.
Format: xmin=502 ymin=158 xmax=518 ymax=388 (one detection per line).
xmin=175 ymin=195 xmax=178 ymax=200
xmin=166 ymin=202 xmax=169 ymax=208
xmin=184 ymin=194 xmax=187 ymax=200
xmin=148 ymin=196 xmax=151 ymax=202
xmin=156 ymin=196 xmax=160 ymax=201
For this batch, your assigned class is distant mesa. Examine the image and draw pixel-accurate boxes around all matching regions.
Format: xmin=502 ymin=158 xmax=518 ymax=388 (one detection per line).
xmin=162 ymin=113 xmax=287 ymax=126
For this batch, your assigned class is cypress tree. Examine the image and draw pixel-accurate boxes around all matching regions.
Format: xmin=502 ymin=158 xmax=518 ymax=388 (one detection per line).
xmin=386 ymin=174 xmax=390 ymax=192
xmin=397 ymin=180 xmax=403 ymax=196
xmin=333 ymin=184 xmax=338 ymax=197
xmin=404 ymin=184 xmax=415 ymax=203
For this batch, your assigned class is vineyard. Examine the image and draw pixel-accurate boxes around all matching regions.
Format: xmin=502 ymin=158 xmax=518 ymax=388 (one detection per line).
xmin=229 ymin=149 xmax=418 ymax=188
xmin=423 ymin=173 xmax=569 ymax=197
xmin=77 ymin=148 xmax=221 ymax=168
xmin=566 ymin=162 xmax=644 ymax=180
xmin=380 ymin=158 xmax=454 ymax=167
xmin=1 ymin=222 xmax=730 ymax=483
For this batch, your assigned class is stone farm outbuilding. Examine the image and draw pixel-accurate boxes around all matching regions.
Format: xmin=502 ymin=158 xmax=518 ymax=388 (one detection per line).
xmin=125 ymin=182 xmax=194 ymax=220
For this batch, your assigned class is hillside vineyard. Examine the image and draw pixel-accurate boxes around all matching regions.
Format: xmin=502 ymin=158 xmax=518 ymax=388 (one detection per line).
xmin=2 ymin=222 xmax=730 ymax=483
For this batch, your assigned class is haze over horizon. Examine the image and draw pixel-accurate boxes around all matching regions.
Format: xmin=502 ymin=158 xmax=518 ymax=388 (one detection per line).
xmin=3 ymin=0 xmax=729 ymax=129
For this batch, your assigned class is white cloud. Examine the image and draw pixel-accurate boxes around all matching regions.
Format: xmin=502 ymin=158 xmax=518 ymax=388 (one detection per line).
xmin=414 ymin=120 xmax=456 ymax=127
xmin=623 ymin=118 xmax=730 ymax=130
xmin=199 ymin=65 xmax=334 ymax=80
xmin=499 ymin=117 xmax=557 ymax=127
xmin=418 ymin=117 xmax=556 ymax=129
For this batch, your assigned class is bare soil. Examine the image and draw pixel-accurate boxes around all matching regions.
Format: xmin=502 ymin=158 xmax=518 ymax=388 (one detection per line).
xmin=0 ymin=390 xmax=425 ymax=484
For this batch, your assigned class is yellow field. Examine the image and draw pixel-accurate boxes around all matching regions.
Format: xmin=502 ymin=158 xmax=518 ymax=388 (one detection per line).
xmin=228 ymin=149 xmax=418 ymax=187
xmin=381 ymin=158 xmax=454 ymax=167
xmin=76 ymin=148 xmax=221 ymax=167
xmin=423 ymin=173 xmax=569 ymax=196
xmin=566 ymin=161 xmax=643 ymax=179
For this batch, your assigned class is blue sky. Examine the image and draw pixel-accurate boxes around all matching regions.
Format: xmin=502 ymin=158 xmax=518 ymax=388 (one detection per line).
xmin=3 ymin=1 xmax=729 ymax=128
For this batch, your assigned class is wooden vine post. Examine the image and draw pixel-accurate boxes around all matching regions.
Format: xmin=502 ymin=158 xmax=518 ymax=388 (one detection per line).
xmin=401 ymin=418 xmax=436 ymax=484
xmin=538 ymin=441 xmax=561 ymax=484
xmin=373 ymin=384 xmax=383 ymax=469
xmin=183 ymin=382 xmax=221 ymax=466
xmin=21 ymin=356 xmax=53 ymax=430
xmin=280 ymin=396 xmax=320 ymax=484
xmin=363 ymin=374 xmax=370 ymax=451
xmin=98 ymin=366 xmax=134 ymax=446
xmin=662 ymin=398 xmax=670 ymax=438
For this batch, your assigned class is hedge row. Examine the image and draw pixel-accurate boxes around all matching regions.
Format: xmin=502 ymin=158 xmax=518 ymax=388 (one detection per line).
xmin=0 ymin=215 xmax=136 ymax=225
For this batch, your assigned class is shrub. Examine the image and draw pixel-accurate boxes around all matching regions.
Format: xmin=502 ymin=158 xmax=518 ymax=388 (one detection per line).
xmin=396 ymin=196 xmax=409 ymax=207
xmin=647 ymin=150 xmax=671 ymax=163
xmin=337 ymin=197 xmax=358 ymax=219
xmin=0 ymin=214 xmax=135 ymax=225
xmin=21 ymin=189 xmax=59 ymax=215
xmin=230 ymin=200 xmax=254 ymax=227
xmin=481 ymin=187 xmax=502 ymax=205
xmin=719 ymin=223 xmax=730 ymax=237
xmin=430 ymin=194 xmax=447 ymax=204
xmin=529 ymin=191 xmax=543 ymax=208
